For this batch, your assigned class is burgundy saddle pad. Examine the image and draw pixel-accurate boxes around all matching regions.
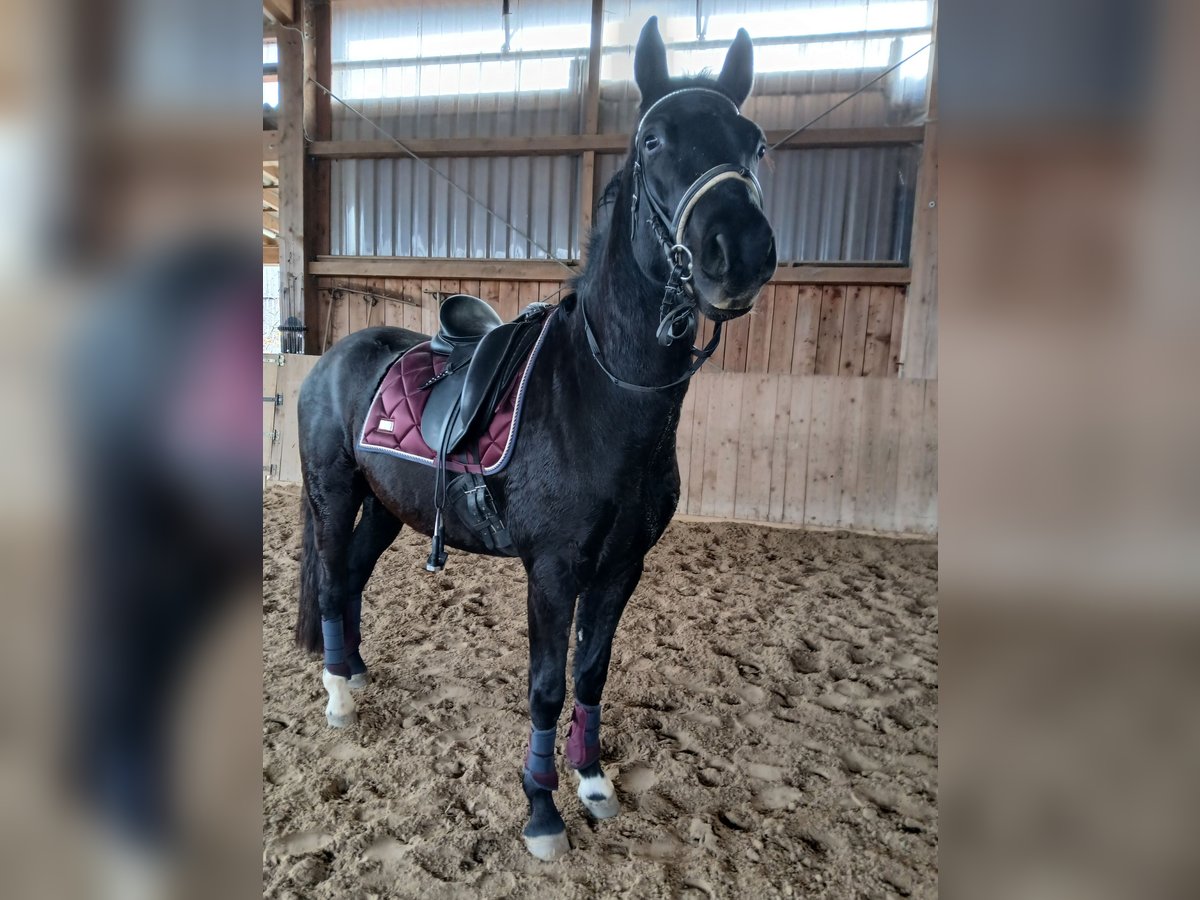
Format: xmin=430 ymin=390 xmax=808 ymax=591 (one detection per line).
xmin=357 ymin=313 xmax=553 ymax=474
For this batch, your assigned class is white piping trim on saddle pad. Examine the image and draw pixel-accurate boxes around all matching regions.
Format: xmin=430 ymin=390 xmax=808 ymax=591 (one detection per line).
xmin=356 ymin=308 xmax=557 ymax=474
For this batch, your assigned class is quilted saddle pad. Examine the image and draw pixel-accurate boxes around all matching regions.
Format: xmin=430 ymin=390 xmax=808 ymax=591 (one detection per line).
xmin=357 ymin=312 xmax=553 ymax=474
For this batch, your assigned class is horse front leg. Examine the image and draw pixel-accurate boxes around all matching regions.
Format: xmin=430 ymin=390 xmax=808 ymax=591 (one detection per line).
xmin=520 ymin=558 xmax=578 ymax=860
xmin=569 ymin=561 xmax=643 ymax=820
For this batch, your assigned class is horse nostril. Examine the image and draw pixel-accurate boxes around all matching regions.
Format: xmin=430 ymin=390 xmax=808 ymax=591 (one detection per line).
xmin=703 ymin=232 xmax=730 ymax=278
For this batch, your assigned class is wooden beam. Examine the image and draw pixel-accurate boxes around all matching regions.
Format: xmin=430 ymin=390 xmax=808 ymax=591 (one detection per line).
xmin=773 ymin=265 xmax=911 ymax=286
xmin=308 ymin=126 xmax=925 ymax=160
xmin=303 ymin=0 xmax=332 ymax=354
xmin=263 ymin=129 xmax=279 ymax=163
xmin=579 ymin=0 xmax=604 ymax=249
xmin=263 ymin=186 xmax=280 ymax=210
xmin=899 ymin=6 xmax=937 ymax=379
xmin=277 ymin=21 xmax=305 ymax=346
xmin=263 ymin=209 xmax=279 ymax=233
xmin=263 ymin=243 xmax=280 ymax=265
xmin=263 ymin=0 xmax=294 ymax=25
xmin=310 ymin=257 xmax=579 ymax=281
xmin=310 ymin=256 xmax=909 ymax=285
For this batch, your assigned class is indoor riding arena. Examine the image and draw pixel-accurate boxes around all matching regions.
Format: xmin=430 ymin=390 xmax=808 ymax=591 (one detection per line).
xmin=263 ymin=1 xmax=938 ymax=897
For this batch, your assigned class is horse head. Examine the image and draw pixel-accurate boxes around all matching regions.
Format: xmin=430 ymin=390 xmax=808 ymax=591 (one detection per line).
xmin=629 ymin=16 xmax=777 ymax=322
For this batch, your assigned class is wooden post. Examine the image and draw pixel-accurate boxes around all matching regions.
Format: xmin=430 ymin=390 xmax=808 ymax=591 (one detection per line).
xmin=899 ymin=7 xmax=937 ymax=379
xmin=579 ymin=0 xmax=604 ymax=255
xmin=303 ymin=0 xmax=332 ymax=353
xmin=277 ymin=19 xmax=306 ymax=352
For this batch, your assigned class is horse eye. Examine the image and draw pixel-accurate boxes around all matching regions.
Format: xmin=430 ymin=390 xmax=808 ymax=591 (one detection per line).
xmin=644 ymin=134 xmax=661 ymax=151
xmin=756 ymin=143 xmax=767 ymax=160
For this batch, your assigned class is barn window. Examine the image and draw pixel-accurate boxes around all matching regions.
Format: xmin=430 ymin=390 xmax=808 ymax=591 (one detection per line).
xmin=327 ymin=0 xmax=933 ymax=265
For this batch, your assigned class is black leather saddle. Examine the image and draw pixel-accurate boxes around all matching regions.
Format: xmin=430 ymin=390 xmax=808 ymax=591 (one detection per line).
xmin=420 ymin=294 xmax=548 ymax=456
xmin=419 ymin=294 xmax=552 ymax=572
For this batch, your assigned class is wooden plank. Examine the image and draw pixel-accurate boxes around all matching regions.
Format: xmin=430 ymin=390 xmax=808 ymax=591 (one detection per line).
xmin=836 ymin=378 xmax=867 ymax=527
xmin=862 ymin=286 xmax=896 ymax=377
xmin=419 ymin=279 xmax=440 ymax=334
xmin=309 ymin=256 xmax=907 ymax=285
xmin=263 ymin=243 xmax=279 ymax=265
xmin=497 ymin=281 xmax=520 ymax=321
xmin=813 ymin=286 xmax=846 ymax=376
xmin=459 ymin=279 xmax=481 ymax=300
xmin=779 ymin=376 xmax=815 ymax=524
xmin=853 ymin=377 xmax=903 ymax=532
xmin=684 ymin=375 xmax=713 ymax=515
xmin=263 ymin=357 xmax=280 ymax=479
xmin=744 ymin=286 xmax=774 ymax=372
xmin=894 ymin=379 xmax=931 ymax=533
xmin=274 ymin=355 xmax=320 ymax=484
xmin=919 ymin=381 xmax=938 ymax=531
xmin=767 ymin=285 xmax=798 ymax=374
xmin=889 ymin=286 xmax=908 ymax=376
xmin=517 ymin=281 xmax=541 ymax=317
xmin=723 ymin=314 xmax=751 ymax=374
xmin=773 ymin=265 xmax=910 ymax=286
xmin=838 ymin=285 xmax=870 ymax=377
xmin=307 ymin=127 xmax=925 ymax=159
xmin=791 ymin=286 xmax=822 ymax=375
xmin=346 ymin=287 xmax=369 ymax=336
xmin=700 ymin=376 xmax=742 ymax=520
xmin=478 ymin=280 xmax=502 ymax=316
xmin=262 ymin=130 xmax=280 ymax=164
xmin=803 ymin=376 xmax=841 ymax=526
xmin=733 ymin=374 xmax=777 ymax=522
xmin=675 ymin=376 xmax=697 ymax=512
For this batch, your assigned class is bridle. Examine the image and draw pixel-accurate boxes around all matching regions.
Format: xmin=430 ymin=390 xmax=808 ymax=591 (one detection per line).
xmin=580 ymin=88 xmax=766 ymax=394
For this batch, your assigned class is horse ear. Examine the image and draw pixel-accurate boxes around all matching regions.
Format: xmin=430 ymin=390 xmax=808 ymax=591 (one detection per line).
xmin=717 ymin=28 xmax=754 ymax=107
xmin=634 ymin=17 xmax=670 ymax=107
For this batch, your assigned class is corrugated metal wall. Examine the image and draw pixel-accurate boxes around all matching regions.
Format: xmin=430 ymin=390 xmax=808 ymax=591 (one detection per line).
xmin=327 ymin=0 xmax=933 ymax=263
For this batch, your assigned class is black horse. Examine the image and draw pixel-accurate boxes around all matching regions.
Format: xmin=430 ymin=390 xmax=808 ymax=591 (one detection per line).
xmin=294 ymin=17 xmax=776 ymax=860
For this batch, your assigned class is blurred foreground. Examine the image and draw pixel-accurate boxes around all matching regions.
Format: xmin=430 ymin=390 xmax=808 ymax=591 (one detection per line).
xmin=0 ymin=0 xmax=1196 ymax=898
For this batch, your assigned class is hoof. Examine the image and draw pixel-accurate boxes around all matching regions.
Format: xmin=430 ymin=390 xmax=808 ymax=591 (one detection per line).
xmin=326 ymin=710 xmax=358 ymax=728
xmin=580 ymin=791 xmax=620 ymax=819
xmin=577 ymin=771 xmax=620 ymax=819
xmin=522 ymin=829 xmax=569 ymax=861
xmin=348 ymin=671 xmax=370 ymax=690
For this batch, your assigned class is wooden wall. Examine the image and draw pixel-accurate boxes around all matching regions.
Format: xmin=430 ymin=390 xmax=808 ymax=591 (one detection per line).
xmin=677 ymin=373 xmax=936 ymax=534
xmin=311 ymin=277 xmax=906 ymax=379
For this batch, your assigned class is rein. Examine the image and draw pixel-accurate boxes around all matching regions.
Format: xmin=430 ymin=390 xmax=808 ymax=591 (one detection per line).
xmin=582 ymin=88 xmax=764 ymax=394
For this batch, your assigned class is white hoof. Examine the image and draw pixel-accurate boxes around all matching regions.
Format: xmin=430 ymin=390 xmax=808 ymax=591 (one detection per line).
xmin=326 ymin=710 xmax=358 ymax=728
xmin=322 ymin=669 xmax=357 ymax=728
xmin=348 ymin=671 xmax=370 ymax=690
xmin=577 ymin=770 xmax=621 ymax=819
xmin=523 ymin=830 xmax=570 ymax=861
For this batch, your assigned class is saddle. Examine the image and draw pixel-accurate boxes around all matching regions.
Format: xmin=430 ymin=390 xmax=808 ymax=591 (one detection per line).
xmin=421 ymin=295 xmax=552 ymax=572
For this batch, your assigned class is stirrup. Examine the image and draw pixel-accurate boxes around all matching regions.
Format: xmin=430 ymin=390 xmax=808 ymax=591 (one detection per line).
xmin=425 ymin=510 xmax=448 ymax=572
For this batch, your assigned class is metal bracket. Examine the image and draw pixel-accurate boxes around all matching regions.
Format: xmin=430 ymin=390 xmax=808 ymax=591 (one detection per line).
xmin=262 ymin=393 xmax=283 ymax=406
xmin=264 ymin=430 xmax=278 ymax=442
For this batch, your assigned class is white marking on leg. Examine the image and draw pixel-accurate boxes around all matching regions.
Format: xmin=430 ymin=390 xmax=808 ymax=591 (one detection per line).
xmin=576 ymin=769 xmax=620 ymax=819
xmin=577 ymin=628 xmax=583 ymax=642
xmin=323 ymin=669 xmax=357 ymax=727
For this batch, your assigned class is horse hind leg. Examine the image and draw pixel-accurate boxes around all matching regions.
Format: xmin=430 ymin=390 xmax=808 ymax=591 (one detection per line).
xmin=301 ymin=464 xmax=365 ymax=728
xmin=343 ymin=494 xmax=402 ymax=690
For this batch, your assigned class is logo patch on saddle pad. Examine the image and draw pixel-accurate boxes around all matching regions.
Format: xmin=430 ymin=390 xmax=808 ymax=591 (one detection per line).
xmin=357 ymin=312 xmax=553 ymax=473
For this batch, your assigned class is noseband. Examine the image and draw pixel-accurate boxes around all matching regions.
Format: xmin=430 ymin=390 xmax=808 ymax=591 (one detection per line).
xmin=581 ymin=88 xmax=766 ymax=394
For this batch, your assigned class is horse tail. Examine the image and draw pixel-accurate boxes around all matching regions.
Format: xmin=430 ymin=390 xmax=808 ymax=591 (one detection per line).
xmin=295 ymin=489 xmax=323 ymax=653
